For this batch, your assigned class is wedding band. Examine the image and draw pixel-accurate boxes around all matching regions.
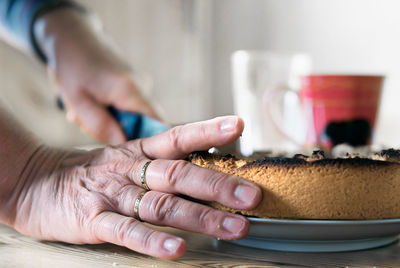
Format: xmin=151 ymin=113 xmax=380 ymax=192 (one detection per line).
xmin=140 ymin=161 xmax=152 ymax=190
xmin=133 ymin=191 xmax=147 ymax=221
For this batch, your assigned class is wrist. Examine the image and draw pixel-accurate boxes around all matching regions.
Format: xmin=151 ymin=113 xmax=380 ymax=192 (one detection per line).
xmin=0 ymin=144 xmax=71 ymax=228
xmin=0 ymin=126 xmax=41 ymax=226
xmin=33 ymin=7 xmax=91 ymax=68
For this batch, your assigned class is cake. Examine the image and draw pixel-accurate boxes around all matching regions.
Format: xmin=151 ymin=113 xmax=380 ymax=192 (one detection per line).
xmin=189 ymin=149 xmax=400 ymax=220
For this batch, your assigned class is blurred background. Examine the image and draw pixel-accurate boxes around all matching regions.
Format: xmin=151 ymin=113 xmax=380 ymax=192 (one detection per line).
xmin=1 ymin=0 xmax=400 ymax=148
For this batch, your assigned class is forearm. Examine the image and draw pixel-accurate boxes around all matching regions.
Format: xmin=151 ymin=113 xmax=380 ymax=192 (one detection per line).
xmin=0 ymin=0 xmax=84 ymax=62
xmin=33 ymin=7 xmax=97 ymax=70
xmin=33 ymin=7 xmax=127 ymax=74
xmin=0 ymin=106 xmax=40 ymax=225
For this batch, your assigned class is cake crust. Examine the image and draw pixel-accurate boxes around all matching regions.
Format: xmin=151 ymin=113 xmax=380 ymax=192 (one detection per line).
xmin=189 ymin=150 xmax=400 ymax=220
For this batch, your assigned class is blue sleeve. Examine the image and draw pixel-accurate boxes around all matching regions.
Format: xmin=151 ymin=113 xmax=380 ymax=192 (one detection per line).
xmin=0 ymin=0 xmax=83 ymax=62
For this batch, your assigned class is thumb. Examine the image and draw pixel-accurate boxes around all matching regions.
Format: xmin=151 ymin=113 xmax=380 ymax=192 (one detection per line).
xmin=65 ymin=94 xmax=127 ymax=145
xmin=106 ymin=77 xmax=162 ymax=121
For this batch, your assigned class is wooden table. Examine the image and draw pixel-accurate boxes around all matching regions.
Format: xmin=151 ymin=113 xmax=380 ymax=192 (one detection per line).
xmin=1 ymin=223 xmax=400 ymax=268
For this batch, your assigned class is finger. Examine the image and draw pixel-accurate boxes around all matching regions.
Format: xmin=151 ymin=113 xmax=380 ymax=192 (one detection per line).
xmin=135 ymin=191 xmax=250 ymax=240
xmin=102 ymin=75 xmax=162 ymax=121
xmin=134 ymin=116 xmax=244 ymax=159
xmin=113 ymin=185 xmax=145 ymax=216
xmin=130 ymin=159 xmax=261 ymax=210
xmin=92 ymin=211 xmax=186 ymax=259
xmin=64 ymin=93 xmax=127 ymax=144
xmin=113 ymin=93 xmax=161 ymax=121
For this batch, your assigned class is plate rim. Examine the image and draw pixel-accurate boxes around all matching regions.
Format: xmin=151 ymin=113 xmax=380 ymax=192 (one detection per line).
xmin=248 ymin=217 xmax=400 ymax=225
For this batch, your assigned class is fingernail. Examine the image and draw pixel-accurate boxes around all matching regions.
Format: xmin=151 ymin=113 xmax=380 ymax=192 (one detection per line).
xmin=220 ymin=117 xmax=237 ymax=132
xmin=234 ymin=184 xmax=259 ymax=205
xmin=222 ymin=217 xmax=245 ymax=234
xmin=163 ymin=238 xmax=181 ymax=253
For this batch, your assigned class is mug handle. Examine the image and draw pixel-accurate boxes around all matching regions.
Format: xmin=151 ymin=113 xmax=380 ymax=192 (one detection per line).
xmin=263 ymin=85 xmax=306 ymax=147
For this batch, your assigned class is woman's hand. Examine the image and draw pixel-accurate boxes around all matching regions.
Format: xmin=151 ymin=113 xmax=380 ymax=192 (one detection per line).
xmin=34 ymin=8 xmax=160 ymax=144
xmin=6 ymin=116 xmax=261 ymax=259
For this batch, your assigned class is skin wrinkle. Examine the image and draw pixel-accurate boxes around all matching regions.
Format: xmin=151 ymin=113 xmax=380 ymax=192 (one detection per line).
xmin=136 ymin=138 xmax=153 ymax=160
xmin=48 ymin=152 xmax=77 ymax=201
xmin=64 ymin=167 xmax=106 ymax=238
xmin=206 ymin=173 xmax=233 ymax=203
xmin=78 ymin=195 xmax=105 ymax=234
xmin=115 ymin=217 xmax=138 ymax=245
xmin=113 ymin=145 xmax=136 ymax=159
xmin=197 ymin=123 xmax=210 ymax=146
xmin=70 ymin=183 xmax=88 ymax=233
xmin=164 ymin=160 xmax=190 ymax=190
xmin=117 ymin=159 xmax=143 ymax=186
xmin=91 ymin=146 xmax=144 ymax=186
xmin=14 ymin=146 xmax=52 ymax=229
xmin=167 ymin=126 xmax=184 ymax=156
xmin=197 ymin=206 xmax=217 ymax=232
xmin=89 ymin=211 xmax=112 ymax=243
xmin=115 ymin=184 xmax=138 ymax=216
xmin=149 ymin=193 xmax=177 ymax=223
xmin=77 ymin=172 xmax=120 ymax=215
xmin=1 ymin=145 xmax=44 ymax=226
xmin=140 ymin=227 xmax=159 ymax=253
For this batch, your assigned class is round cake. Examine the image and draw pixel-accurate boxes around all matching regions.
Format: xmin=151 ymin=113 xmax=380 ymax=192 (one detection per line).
xmin=189 ymin=149 xmax=400 ymax=220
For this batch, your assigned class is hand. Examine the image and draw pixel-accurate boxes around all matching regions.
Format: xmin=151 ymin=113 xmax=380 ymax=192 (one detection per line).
xmin=7 ymin=116 xmax=261 ymax=259
xmin=34 ymin=8 xmax=160 ymax=144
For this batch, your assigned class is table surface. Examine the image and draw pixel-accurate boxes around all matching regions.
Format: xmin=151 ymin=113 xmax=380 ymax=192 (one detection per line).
xmin=2 ymin=223 xmax=400 ymax=268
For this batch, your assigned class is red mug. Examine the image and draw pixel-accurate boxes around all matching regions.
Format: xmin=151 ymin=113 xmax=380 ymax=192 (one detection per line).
xmin=265 ymin=74 xmax=384 ymax=149
xmin=299 ymin=75 xmax=384 ymax=148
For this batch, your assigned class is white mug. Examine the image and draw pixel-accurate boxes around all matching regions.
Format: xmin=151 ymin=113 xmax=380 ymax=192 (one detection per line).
xmin=231 ymin=50 xmax=312 ymax=156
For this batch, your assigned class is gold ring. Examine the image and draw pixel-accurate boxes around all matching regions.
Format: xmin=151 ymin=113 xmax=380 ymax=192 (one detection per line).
xmin=140 ymin=161 xmax=151 ymax=190
xmin=133 ymin=191 xmax=147 ymax=221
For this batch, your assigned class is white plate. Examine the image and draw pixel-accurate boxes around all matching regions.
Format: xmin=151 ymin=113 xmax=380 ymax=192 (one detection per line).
xmin=227 ymin=217 xmax=400 ymax=252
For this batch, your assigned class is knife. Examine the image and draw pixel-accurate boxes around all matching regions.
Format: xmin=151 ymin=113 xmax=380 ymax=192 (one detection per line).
xmin=57 ymin=97 xmax=169 ymax=140
xmin=108 ymin=106 xmax=169 ymax=140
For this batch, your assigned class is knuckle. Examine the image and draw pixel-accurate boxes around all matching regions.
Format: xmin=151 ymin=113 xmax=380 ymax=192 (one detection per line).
xmin=111 ymin=74 xmax=140 ymax=98
xmin=106 ymin=145 xmax=141 ymax=163
xmin=118 ymin=75 xmax=137 ymax=91
xmin=164 ymin=160 xmax=189 ymax=188
xmin=114 ymin=184 xmax=133 ymax=210
xmin=198 ymin=207 xmax=217 ymax=230
xmin=141 ymin=229 xmax=158 ymax=252
xmin=114 ymin=218 xmax=140 ymax=243
xmin=168 ymin=126 xmax=184 ymax=152
xmin=102 ymin=145 xmax=142 ymax=177
xmin=149 ymin=193 xmax=178 ymax=222
xmin=136 ymin=139 xmax=151 ymax=159
xmin=208 ymin=172 xmax=230 ymax=197
xmin=102 ymin=145 xmax=120 ymax=159
xmin=112 ymin=145 xmax=136 ymax=159
xmin=198 ymin=124 xmax=209 ymax=140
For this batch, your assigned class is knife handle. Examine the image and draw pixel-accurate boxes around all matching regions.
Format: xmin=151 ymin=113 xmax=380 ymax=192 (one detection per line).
xmin=108 ymin=107 xmax=142 ymax=140
xmin=57 ymin=97 xmax=142 ymax=140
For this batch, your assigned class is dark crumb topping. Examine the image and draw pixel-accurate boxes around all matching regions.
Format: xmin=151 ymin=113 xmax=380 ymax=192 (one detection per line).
xmin=376 ymin=149 xmax=400 ymax=160
xmin=188 ymin=151 xmax=236 ymax=161
xmin=189 ymin=148 xmax=400 ymax=169
xmin=242 ymin=156 xmax=392 ymax=169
